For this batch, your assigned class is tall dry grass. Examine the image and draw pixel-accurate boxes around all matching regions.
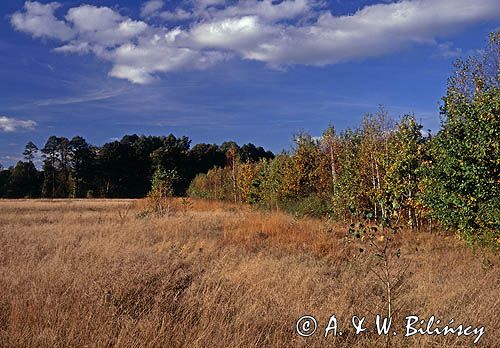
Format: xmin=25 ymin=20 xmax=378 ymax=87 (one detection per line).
xmin=0 ymin=199 xmax=498 ymax=347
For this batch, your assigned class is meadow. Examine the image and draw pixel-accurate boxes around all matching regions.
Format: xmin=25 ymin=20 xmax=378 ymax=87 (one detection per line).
xmin=0 ymin=199 xmax=498 ymax=347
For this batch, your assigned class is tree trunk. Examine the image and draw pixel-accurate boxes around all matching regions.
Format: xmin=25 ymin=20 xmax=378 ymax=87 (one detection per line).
xmin=330 ymin=143 xmax=337 ymax=195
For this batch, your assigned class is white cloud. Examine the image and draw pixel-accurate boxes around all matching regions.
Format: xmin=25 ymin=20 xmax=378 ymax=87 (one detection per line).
xmin=194 ymin=0 xmax=226 ymax=10
xmin=141 ymin=0 xmax=164 ymax=18
xmin=157 ymin=0 xmax=314 ymax=23
xmin=205 ymin=0 xmax=314 ymax=22
xmin=0 ymin=116 xmax=37 ymax=132
xmin=33 ymin=89 xmax=126 ymax=106
xmin=11 ymin=1 xmax=74 ymax=40
xmin=159 ymin=9 xmax=195 ymax=21
xmin=54 ymin=41 xmax=90 ymax=53
xmin=189 ymin=16 xmax=274 ymax=53
xmin=237 ymin=0 xmax=500 ymax=66
xmin=64 ymin=5 xmax=148 ymax=50
xmin=107 ymin=36 xmax=229 ymax=84
xmin=435 ymin=42 xmax=462 ymax=58
xmin=10 ymin=0 xmax=500 ymax=84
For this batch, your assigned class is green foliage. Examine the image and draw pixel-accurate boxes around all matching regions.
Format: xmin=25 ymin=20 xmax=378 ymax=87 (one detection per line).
xmin=423 ymin=88 xmax=499 ymax=245
xmin=3 ymin=134 xmax=272 ymax=200
xmin=0 ymin=167 xmax=10 ymax=197
xmin=187 ymin=173 xmax=211 ymax=199
xmin=6 ymin=161 xmax=41 ymax=198
xmin=69 ymin=136 xmax=94 ymax=198
xmin=143 ymin=167 xmax=180 ymax=217
xmin=248 ymin=155 xmax=288 ymax=210
xmin=330 ymin=128 xmax=362 ymax=221
xmin=280 ymin=194 xmax=332 ymax=218
xmin=149 ymin=167 xmax=179 ymax=198
xmin=188 ymin=166 xmax=233 ymax=201
xmin=422 ymin=33 xmax=499 ymax=246
xmin=23 ymin=141 xmax=38 ymax=163
xmin=41 ymin=136 xmax=71 ymax=198
xmin=382 ymin=115 xmax=428 ymax=228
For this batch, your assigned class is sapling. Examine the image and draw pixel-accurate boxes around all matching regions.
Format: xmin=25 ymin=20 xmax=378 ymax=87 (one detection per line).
xmin=345 ymin=217 xmax=410 ymax=348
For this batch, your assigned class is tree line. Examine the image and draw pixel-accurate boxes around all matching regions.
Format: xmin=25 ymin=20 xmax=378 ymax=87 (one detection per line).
xmin=188 ymin=33 xmax=499 ymax=246
xmin=1 ymin=32 xmax=498 ymax=247
xmin=0 ymin=135 xmax=273 ymax=199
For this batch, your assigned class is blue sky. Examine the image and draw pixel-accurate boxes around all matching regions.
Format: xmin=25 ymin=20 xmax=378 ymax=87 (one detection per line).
xmin=1 ymin=0 xmax=499 ymax=167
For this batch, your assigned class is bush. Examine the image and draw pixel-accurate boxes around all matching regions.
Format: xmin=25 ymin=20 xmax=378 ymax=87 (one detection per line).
xmin=280 ymin=194 xmax=333 ymax=218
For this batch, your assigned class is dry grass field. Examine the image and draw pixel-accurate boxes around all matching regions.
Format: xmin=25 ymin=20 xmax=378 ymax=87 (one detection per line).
xmin=0 ymin=199 xmax=498 ymax=347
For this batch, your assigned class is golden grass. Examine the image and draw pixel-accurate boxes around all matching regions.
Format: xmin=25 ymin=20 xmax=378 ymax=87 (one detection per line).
xmin=0 ymin=198 xmax=498 ymax=347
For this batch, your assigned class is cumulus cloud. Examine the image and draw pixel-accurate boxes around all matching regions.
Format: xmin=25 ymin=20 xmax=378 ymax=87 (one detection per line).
xmin=107 ymin=38 xmax=228 ymax=84
xmin=10 ymin=0 xmax=500 ymax=84
xmin=0 ymin=116 xmax=37 ymax=132
xmin=189 ymin=16 xmax=274 ymax=52
xmin=65 ymin=5 xmax=148 ymax=49
xmin=231 ymin=0 xmax=500 ymax=66
xmin=11 ymin=1 xmax=74 ymax=40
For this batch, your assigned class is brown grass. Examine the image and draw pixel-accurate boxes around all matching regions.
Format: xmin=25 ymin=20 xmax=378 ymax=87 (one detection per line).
xmin=0 ymin=198 xmax=498 ymax=347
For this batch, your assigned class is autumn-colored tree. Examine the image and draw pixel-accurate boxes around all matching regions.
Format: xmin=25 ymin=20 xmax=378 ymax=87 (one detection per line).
xmin=383 ymin=115 xmax=428 ymax=228
xmin=358 ymin=109 xmax=393 ymax=220
xmin=238 ymin=161 xmax=261 ymax=203
xmin=282 ymin=133 xmax=320 ymax=198
xmin=317 ymin=125 xmax=341 ymax=196
xmin=333 ymin=128 xmax=362 ymax=221
xmin=226 ymin=145 xmax=240 ymax=203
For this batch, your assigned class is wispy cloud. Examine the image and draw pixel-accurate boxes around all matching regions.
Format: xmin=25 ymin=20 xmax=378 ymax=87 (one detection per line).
xmin=0 ymin=116 xmax=37 ymax=132
xmin=434 ymin=42 xmax=463 ymax=59
xmin=33 ymin=88 xmax=127 ymax=107
xmin=0 ymin=155 xmax=23 ymax=163
xmin=140 ymin=0 xmax=164 ymax=18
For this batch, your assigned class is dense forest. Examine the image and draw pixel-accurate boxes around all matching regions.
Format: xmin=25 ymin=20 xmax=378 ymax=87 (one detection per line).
xmin=0 ymin=136 xmax=273 ymax=199
xmin=1 ymin=32 xmax=498 ymax=247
